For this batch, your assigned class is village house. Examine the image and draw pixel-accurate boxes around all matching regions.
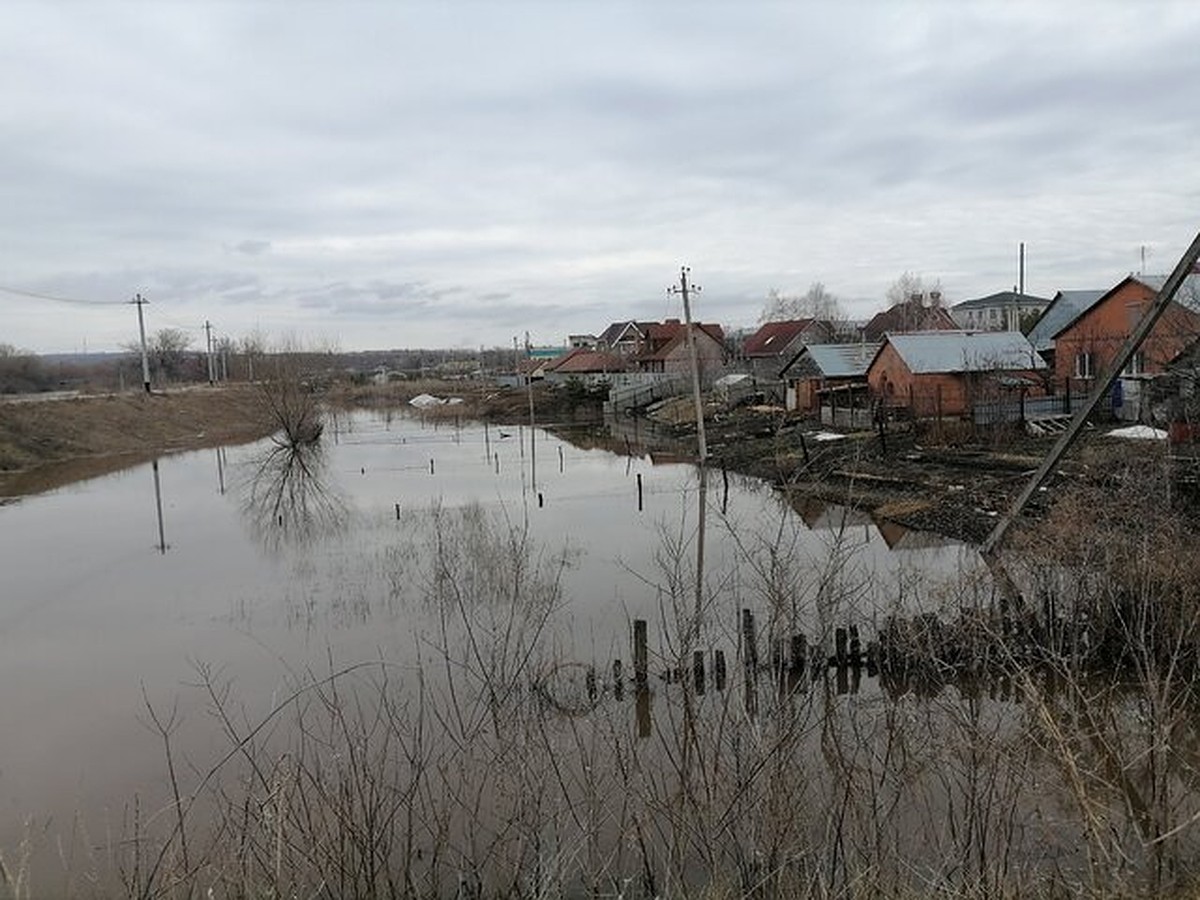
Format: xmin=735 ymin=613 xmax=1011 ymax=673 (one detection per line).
xmin=779 ymin=342 xmax=879 ymax=419
xmin=741 ymin=318 xmax=835 ymax=379
xmin=860 ymin=295 xmax=958 ymax=342
xmin=541 ymin=347 xmax=629 ymax=386
xmin=1051 ymin=274 xmax=1200 ymax=419
xmin=632 ymin=320 xmax=726 ymax=376
xmin=1025 ymin=288 xmax=1107 ymax=369
xmin=950 ymin=290 xmax=1050 ymax=333
xmin=595 ymin=321 xmax=656 ymax=355
xmin=867 ymin=330 xmax=1047 ymax=418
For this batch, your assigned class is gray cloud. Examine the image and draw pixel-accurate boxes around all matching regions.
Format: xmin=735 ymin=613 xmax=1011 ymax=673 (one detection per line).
xmin=2 ymin=2 xmax=1199 ymax=352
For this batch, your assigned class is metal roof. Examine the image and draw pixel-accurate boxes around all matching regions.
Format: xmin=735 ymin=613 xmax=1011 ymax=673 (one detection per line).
xmin=951 ymin=290 xmax=1049 ymax=311
xmin=1026 ymin=289 xmax=1107 ymax=352
xmin=792 ymin=342 xmax=880 ymax=378
xmin=884 ymin=331 xmax=1046 ymax=374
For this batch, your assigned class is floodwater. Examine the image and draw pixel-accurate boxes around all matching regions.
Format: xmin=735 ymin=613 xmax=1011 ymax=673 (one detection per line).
xmin=0 ymin=410 xmax=995 ymax=890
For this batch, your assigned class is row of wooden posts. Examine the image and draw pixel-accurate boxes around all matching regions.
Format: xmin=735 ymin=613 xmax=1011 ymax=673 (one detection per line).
xmin=568 ymin=608 xmax=1103 ymax=716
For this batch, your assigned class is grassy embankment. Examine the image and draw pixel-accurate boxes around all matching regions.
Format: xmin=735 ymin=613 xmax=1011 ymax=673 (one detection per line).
xmin=0 ymin=385 xmax=279 ymax=496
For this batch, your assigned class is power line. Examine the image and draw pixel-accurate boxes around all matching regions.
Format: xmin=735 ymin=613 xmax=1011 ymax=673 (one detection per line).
xmin=0 ymin=284 xmax=127 ymax=306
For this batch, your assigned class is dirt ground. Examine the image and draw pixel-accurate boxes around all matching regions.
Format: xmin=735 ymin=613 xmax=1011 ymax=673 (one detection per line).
xmin=0 ymin=385 xmax=278 ymax=495
xmin=646 ymin=395 xmax=1169 ymax=544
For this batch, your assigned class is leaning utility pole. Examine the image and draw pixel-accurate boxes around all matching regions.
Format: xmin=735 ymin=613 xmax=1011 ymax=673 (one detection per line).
xmin=130 ymin=293 xmax=151 ymax=393
xmin=982 ymin=229 xmax=1200 ymax=555
xmin=204 ymin=320 xmax=216 ymax=385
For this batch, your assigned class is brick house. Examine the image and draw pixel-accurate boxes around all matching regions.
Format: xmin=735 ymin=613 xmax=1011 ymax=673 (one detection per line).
xmin=1052 ymin=274 xmax=1200 ymax=389
xmin=634 ymin=321 xmax=726 ymax=376
xmin=867 ymin=331 xmax=1047 ymax=418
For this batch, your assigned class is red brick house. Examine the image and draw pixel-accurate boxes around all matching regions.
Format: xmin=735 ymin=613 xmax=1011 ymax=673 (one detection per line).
xmin=634 ymin=321 xmax=726 ymax=376
xmin=1052 ymin=274 xmax=1200 ymax=389
xmin=867 ymin=331 xmax=1047 ymax=418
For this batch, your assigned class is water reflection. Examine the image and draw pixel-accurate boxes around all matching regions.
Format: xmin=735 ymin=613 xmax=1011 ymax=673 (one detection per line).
xmin=151 ymin=459 xmax=167 ymax=553
xmin=241 ymin=439 xmax=348 ymax=551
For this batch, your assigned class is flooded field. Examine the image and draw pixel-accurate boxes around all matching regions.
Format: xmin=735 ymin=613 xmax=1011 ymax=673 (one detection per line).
xmin=1 ymin=410 xmax=1197 ymax=897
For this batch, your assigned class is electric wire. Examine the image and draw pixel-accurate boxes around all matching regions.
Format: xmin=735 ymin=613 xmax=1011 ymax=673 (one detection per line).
xmin=0 ymin=284 xmax=128 ymax=306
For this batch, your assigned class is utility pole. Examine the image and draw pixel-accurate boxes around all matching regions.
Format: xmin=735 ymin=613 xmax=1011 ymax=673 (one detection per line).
xmin=204 ymin=320 xmax=216 ymax=385
xmin=667 ymin=265 xmax=708 ymax=634
xmin=669 ymin=266 xmax=708 ymax=462
xmin=525 ymin=331 xmax=536 ymax=491
xmin=130 ymin=293 xmax=151 ymax=393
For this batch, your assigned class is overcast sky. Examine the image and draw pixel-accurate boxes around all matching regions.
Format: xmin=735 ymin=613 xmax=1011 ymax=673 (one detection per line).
xmin=3 ymin=1 xmax=1199 ymax=354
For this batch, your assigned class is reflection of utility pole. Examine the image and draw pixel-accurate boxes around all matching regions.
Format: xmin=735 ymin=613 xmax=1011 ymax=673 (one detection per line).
xmin=204 ymin=320 xmax=215 ymax=385
xmin=130 ymin=293 xmax=151 ymax=393
xmin=151 ymin=459 xmax=168 ymax=553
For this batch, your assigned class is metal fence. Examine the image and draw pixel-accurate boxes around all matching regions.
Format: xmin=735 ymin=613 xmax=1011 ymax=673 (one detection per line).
xmin=972 ymin=392 xmax=1091 ymax=426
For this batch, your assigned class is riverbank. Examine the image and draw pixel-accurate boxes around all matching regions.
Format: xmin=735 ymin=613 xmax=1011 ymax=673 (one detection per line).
xmin=0 ymin=385 xmax=279 ymax=495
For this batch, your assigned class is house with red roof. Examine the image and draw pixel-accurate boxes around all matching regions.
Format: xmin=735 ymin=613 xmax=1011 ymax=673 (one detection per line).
xmin=861 ymin=298 xmax=958 ymax=343
xmin=633 ymin=320 xmax=726 ymax=376
xmin=542 ymin=347 xmax=630 ymax=384
xmin=742 ymin=318 xmax=835 ymax=378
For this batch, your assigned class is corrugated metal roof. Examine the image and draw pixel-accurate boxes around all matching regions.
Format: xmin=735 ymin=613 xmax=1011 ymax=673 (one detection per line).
xmin=1026 ymin=289 xmax=1106 ymax=352
xmin=797 ymin=343 xmax=881 ymax=378
xmin=885 ymin=331 xmax=1046 ymax=374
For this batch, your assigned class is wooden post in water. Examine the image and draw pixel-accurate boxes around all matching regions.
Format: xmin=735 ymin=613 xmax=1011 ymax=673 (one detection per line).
xmin=633 ymin=619 xmax=648 ymax=688
xmin=429 ymin=458 xmax=435 ymax=475
xmin=741 ymin=609 xmax=758 ymax=671
xmin=636 ymin=473 xmax=643 ymax=511
xmin=558 ymin=445 xmax=564 ymax=473
xmin=790 ymin=634 xmax=807 ymax=675
xmin=721 ymin=465 xmax=729 ymax=514
xmin=835 ymin=627 xmax=848 ymax=668
xmin=494 ymin=452 xmax=500 ymax=474
xmin=395 ymin=502 xmax=401 ymax=520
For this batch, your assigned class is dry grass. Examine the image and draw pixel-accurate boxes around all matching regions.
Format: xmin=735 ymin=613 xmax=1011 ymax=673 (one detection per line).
xmin=0 ymin=385 xmax=277 ymax=475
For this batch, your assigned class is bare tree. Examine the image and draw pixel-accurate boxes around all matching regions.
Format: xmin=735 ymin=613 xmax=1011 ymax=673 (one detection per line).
xmin=123 ymin=327 xmax=194 ymax=383
xmin=759 ymin=281 xmax=844 ymax=323
xmin=886 ymin=271 xmax=945 ymax=307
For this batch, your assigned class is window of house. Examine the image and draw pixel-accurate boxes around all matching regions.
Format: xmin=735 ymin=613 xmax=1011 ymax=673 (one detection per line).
xmin=988 ymin=308 xmax=997 ymax=322
xmin=1075 ymin=351 xmax=1094 ymax=379
xmin=1123 ymin=351 xmax=1147 ymax=376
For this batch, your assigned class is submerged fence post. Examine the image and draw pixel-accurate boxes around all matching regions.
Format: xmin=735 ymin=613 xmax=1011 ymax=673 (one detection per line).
xmin=636 ymin=473 xmax=643 ymax=511
xmin=633 ymin=619 xmax=648 ymax=688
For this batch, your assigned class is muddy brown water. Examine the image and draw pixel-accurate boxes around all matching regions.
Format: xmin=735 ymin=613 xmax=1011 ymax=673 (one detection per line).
xmin=0 ymin=410 xmax=995 ymax=889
